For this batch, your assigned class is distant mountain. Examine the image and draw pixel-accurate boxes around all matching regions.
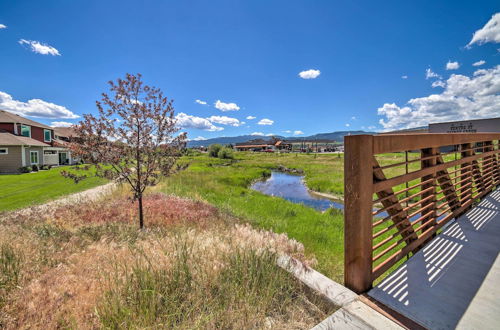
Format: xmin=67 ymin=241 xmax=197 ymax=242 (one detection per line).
xmin=187 ymin=131 xmax=371 ymax=147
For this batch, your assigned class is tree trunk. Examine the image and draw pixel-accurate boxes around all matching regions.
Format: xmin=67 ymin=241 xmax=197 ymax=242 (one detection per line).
xmin=138 ymin=194 xmax=144 ymax=229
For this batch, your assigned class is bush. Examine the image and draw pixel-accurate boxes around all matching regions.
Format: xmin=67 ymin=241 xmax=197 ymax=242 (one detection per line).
xmin=32 ymin=164 xmax=39 ymax=172
xmin=18 ymin=166 xmax=32 ymax=173
xmin=41 ymin=165 xmax=50 ymax=170
xmin=208 ymin=144 xmax=222 ymax=158
xmin=217 ymin=147 xmax=234 ymax=159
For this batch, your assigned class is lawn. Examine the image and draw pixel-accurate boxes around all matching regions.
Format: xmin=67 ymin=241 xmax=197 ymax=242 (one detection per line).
xmin=0 ymin=166 xmax=107 ymax=212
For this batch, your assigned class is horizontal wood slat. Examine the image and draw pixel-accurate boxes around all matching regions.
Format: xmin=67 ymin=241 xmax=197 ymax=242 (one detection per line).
xmin=344 ymin=133 xmax=500 ymax=293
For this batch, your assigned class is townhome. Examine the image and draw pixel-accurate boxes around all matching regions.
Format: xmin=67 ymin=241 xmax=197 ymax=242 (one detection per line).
xmin=0 ymin=110 xmax=76 ymax=173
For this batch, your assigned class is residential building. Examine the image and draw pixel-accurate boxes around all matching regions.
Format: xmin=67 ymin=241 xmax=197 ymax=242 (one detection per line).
xmin=0 ymin=110 xmax=76 ymax=173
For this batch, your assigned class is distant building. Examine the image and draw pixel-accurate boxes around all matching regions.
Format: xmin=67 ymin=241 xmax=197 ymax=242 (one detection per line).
xmin=429 ymin=117 xmax=500 ymax=133
xmin=234 ymin=138 xmax=339 ymax=152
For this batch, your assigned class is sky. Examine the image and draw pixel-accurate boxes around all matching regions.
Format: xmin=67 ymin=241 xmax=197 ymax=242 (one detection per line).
xmin=0 ymin=1 xmax=499 ymax=141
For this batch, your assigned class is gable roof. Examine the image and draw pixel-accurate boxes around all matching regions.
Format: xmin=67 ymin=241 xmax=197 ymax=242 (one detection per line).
xmin=0 ymin=110 xmax=52 ymax=129
xmin=53 ymin=126 xmax=78 ymax=138
xmin=0 ymin=131 xmax=50 ymax=146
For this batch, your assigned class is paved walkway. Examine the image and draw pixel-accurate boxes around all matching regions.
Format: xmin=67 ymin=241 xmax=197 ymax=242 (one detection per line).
xmin=369 ymin=189 xmax=500 ymax=329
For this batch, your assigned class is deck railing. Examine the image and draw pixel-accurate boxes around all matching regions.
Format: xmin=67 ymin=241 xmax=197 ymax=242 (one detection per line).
xmin=344 ymin=133 xmax=500 ymax=293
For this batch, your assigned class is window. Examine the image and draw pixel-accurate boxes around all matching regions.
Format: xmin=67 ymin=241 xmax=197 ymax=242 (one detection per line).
xmin=0 ymin=148 xmax=8 ymax=155
xmin=44 ymin=129 xmax=52 ymax=142
xmin=30 ymin=151 xmax=38 ymax=165
xmin=21 ymin=125 xmax=31 ymax=137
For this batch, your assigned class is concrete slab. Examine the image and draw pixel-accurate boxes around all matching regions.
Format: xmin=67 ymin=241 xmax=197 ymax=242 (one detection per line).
xmin=369 ymin=190 xmax=500 ymax=329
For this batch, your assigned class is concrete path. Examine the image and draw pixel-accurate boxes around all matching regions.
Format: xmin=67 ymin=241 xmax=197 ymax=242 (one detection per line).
xmin=369 ymin=189 xmax=500 ymax=329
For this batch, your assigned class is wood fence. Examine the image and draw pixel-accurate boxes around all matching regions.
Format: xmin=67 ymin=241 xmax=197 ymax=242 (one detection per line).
xmin=344 ymin=133 xmax=500 ymax=293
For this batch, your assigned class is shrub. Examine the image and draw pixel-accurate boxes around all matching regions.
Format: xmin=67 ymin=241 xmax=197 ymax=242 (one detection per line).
xmin=217 ymin=147 xmax=234 ymax=159
xmin=41 ymin=165 xmax=50 ymax=170
xmin=208 ymin=144 xmax=222 ymax=158
xmin=32 ymin=164 xmax=39 ymax=172
xmin=18 ymin=166 xmax=32 ymax=173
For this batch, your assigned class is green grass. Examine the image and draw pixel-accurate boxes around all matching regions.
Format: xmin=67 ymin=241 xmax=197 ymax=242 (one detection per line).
xmin=159 ymin=153 xmax=348 ymax=281
xmin=0 ymin=166 xmax=107 ymax=212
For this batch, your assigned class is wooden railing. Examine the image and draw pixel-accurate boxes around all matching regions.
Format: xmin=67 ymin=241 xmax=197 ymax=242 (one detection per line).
xmin=344 ymin=133 xmax=500 ymax=293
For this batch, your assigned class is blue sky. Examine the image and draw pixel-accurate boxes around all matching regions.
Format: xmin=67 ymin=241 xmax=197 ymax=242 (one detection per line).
xmin=0 ymin=1 xmax=499 ymax=140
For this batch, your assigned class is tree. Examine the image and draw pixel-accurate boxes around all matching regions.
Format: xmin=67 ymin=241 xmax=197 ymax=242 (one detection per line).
xmin=63 ymin=73 xmax=187 ymax=229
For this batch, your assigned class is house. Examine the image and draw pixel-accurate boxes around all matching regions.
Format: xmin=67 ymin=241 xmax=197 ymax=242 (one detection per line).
xmin=0 ymin=110 xmax=77 ymax=173
xmin=234 ymin=139 xmax=278 ymax=152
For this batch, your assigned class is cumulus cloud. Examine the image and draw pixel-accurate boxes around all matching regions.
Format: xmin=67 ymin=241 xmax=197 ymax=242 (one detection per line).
xmin=283 ymin=130 xmax=292 ymax=134
xmin=426 ymin=68 xmax=441 ymax=79
xmin=467 ymin=13 xmax=500 ymax=47
xmin=431 ymin=80 xmax=446 ymax=88
xmin=50 ymin=121 xmax=73 ymax=127
xmin=345 ymin=123 xmax=350 ymax=127
xmin=214 ymin=100 xmax=240 ymax=111
xmin=293 ymin=130 xmax=304 ymax=135
xmin=18 ymin=39 xmax=60 ymax=56
xmin=446 ymin=61 xmax=460 ymax=70
xmin=299 ymin=69 xmax=321 ymax=79
xmin=257 ymin=118 xmax=274 ymax=125
xmin=473 ymin=60 xmax=486 ymax=67
xmin=266 ymin=133 xmax=275 ymax=136
xmin=195 ymin=99 xmax=207 ymax=105
xmin=378 ymin=65 xmax=500 ymax=131
xmin=0 ymin=24 xmax=6 ymax=29
xmin=251 ymin=132 xmax=264 ymax=136
xmin=0 ymin=91 xmax=79 ymax=119
xmin=246 ymin=115 xmax=256 ymax=120
xmin=401 ymin=75 xmax=408 ymax=79
xmin=175 ymin=112 xmax=223 ymax=131
xmin=207 ymin=115 xmax=243 ymax=127
xmin=190 ymin=136 xmax=207 ymax=141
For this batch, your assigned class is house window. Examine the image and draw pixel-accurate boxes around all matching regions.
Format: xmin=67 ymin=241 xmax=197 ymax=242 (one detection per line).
xmin=0 ymin=148 xmax=8 ymax=155
xmin=44 ymin=129 xmax=52 ymax=142
xmin=30 ymin=151 xmax=38 ymax=165
xmin=21 ymin=125 xmax=31 ymax=137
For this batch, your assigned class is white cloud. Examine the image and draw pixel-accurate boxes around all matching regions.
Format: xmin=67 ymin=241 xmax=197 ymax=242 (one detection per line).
xmin=426 ymin=68 xmax=441 ymax=79
xmin=0 ymin=91 xmax=79 ymax=119
xmin=467 ymin=13 xmax=500 ymax=47
xmin=207 ymin=115 xmax=243 ymax=127
xmin=0 ymin=24 xmax=6 ymax=29
xmin=257 ymin=118 xmax=274 ymax=125
xmin=50 ymin=121 xmax=73 ymax=127
xmin=378 ymin=65 xmax=500 ymax=131
xmin=246 ymin=115 xmax=256 ymax=120
xmin=18 ymin=39 xmax=60 ymax=56
xmin=283 ymin=130 xmax=292 ymax=134
xmin=401 ymin=75 xmax=408 ymax=79
xmin=351 ymin=116 xmax=356 ymax=120
xmin=251 ymin=132 xmax=264 ymax=136
xmin=214 ymin=100 xmax=240 ymax=111
xmin=190 ymin=136 xmax=207 ymax=141
xmin=195 ymin=99 xmax=207 ymax=105
xmin=175 ymin=112 xmax=223 ymax=131
xmin=265 ymin=133 xmax=275 ymax=136
xmin=368 ymin=126 xmax=376 ymax=130
xmin=446 ymin=61 xmax=460 ymax=70
xmin=473 ymin=60 xmax=486 ymax=67
xmin=299 ymin=69 xmax=321 ymax=79
xmin=345 ymin=123 xmax=350 ymax=127
xmin=293 ymin=130 xmax=304 ymax=135
xmin=431 ymin=80 xmax=446 ymax=88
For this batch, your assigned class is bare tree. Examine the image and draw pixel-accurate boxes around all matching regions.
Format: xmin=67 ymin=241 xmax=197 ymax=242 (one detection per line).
xmin=63 ymin=73 xmax=187 ymax=229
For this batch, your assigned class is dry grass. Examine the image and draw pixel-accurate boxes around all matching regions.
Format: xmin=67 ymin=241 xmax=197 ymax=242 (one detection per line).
xmin=0 ymin=191 xmax=333 ymax=329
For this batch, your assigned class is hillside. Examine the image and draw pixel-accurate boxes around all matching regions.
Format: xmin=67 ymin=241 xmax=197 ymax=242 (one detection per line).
xmin=187 ymin=130 xmax=371 ymax=147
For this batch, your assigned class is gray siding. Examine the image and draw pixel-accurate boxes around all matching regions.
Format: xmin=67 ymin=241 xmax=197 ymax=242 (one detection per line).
xmin=0 ymin=146 xmax=23 ymax=173
xmin=25 ymin=146 xmax=44 ymax=166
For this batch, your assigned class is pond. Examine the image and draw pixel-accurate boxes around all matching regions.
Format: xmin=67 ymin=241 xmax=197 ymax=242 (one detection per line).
xmin=251 ymin=171 xmax=344 ymax=212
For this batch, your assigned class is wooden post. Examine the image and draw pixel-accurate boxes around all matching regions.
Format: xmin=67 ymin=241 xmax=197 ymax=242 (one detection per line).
xmin=420 ymin=147 xmax=438 ymax=243
xmin=344 ymin=135 xmax=374 ymax=293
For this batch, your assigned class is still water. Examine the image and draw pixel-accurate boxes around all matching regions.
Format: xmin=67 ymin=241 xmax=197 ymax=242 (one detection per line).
xmin=251 ymin=171 xmax=343 ymax=212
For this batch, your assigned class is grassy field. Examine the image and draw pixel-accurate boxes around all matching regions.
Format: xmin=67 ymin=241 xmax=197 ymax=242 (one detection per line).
xmin=0 ymin=190 xmax=333 ymax=328
xmin=0 ymin=166 xmax=107 ymax=212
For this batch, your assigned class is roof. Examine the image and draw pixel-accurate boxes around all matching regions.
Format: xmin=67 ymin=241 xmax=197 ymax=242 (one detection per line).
xmin=0 ymin=110 xmax=52 ymax=129
xmin=0 ymin=131 xmax=50 ymax=146
xmin=235 ymin=144 xmax=273 ymax=148
xmin=53 ymin=126 xmax=78 ymax=138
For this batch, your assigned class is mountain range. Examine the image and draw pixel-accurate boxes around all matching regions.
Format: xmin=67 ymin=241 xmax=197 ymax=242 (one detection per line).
xmin=187 ymin=130 xmax=372 ymax=147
